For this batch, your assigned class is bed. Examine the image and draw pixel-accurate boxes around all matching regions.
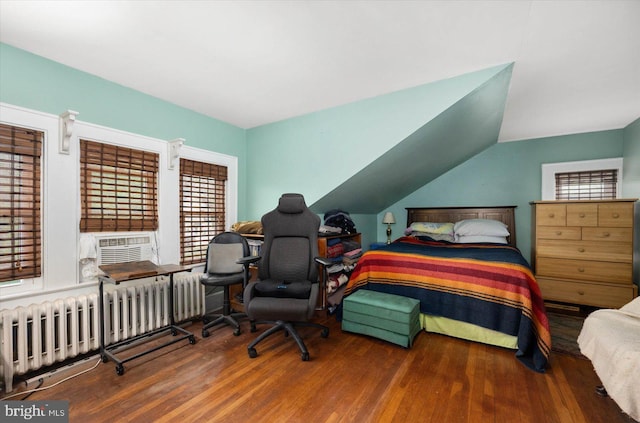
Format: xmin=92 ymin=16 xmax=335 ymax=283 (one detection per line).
xmin=341 ymin=206 xmax=551 ymax=372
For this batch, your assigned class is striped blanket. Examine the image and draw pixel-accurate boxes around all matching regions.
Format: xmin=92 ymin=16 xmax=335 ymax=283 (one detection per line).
xmin=343 ymin=237 xmax=551 ymax=372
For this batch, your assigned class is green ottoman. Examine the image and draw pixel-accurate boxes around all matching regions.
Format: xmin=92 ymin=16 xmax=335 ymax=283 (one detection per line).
xmin=342 ymin=290 xmax=421 ymax=348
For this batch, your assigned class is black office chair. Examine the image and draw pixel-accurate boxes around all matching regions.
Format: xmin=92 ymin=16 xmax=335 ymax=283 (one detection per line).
xmin=243 ymin=194 xmax=330 ymax=361
xmin=200 ymin=231 xmax=259 ymax=337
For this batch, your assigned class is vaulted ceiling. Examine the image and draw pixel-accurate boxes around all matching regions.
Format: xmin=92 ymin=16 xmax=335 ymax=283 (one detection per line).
xmin=1 ymin=1 xmax=638 ymax=143
xmin=310 ymin=64 xmax=514 ymax=213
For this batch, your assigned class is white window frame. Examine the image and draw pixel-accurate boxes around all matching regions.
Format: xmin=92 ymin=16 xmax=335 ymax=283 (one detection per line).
xmin=180 ymin=146 xmax=237 ymax=231
xmin=0 ymin=103 xmax=57 ymax=298
xmin=541 ymin=158 xmax=623 ymax=201
xmin=177 ymin=147 xmax=238 ymax=269
xmin=0 ymin=102 xmax=238 ymax=304
xmin=74 ymin=123 xmax=238 ymax=271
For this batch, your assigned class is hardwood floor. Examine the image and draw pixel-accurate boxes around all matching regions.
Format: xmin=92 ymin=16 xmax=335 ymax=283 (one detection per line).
xmin=3 ymin=314 xmax=636 ymax=423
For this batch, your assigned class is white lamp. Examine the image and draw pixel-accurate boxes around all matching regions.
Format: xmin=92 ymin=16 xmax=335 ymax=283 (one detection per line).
xmin=382 ymin=212 xmax=396 ymax=244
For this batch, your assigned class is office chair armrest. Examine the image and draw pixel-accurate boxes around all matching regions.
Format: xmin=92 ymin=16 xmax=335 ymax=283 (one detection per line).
xmin=314 ymin=257 xmax=334 ymax=288
xmin=314 ymin=257 xmax=334 ymax=267
xmin=237 ymin=256 xmax=261 ymax=266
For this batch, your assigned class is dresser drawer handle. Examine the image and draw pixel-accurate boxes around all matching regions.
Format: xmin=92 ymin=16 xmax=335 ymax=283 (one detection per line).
xmin=577 ymin=248 xmax=585 ymax=253
xmin=555 ymin=231 xmax=562 ymax=236
xmin=579 ymin=213 xmax=585 ymax=218
xmin=577 ymin=291 xmax=585 ymax=296
xmin=613 ymin=213 xmax=619 ymax=218
xmin=578 ymin=267 xmax=585 ymax=272
xmin=548 ymin=213 xmax=555 ymax=218
xmin=602 ymin=232 xmax=610 ymax=237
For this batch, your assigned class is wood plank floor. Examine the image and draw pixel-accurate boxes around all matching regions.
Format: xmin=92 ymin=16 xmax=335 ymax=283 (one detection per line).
xmin=4 ymin=314 xmax=636 ymax=423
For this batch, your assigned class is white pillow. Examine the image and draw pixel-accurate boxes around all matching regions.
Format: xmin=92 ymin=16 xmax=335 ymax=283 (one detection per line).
xmin=455 ymin=235 xmax=508 ymax=244
xmin=454 ymin=219 xmax=509 ymax=237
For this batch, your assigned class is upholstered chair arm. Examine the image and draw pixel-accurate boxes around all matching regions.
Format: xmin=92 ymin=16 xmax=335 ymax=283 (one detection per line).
xmin=237 ymin=256 xmax=261 ymax=266
xmin=243 ymin=281 xmax=260 ymax=310
xmin=314 ymin=257 xmax=334 ymax=267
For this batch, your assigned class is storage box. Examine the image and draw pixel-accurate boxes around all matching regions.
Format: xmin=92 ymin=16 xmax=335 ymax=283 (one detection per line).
xmin=342 ymin=289 xmax=421 ymax=348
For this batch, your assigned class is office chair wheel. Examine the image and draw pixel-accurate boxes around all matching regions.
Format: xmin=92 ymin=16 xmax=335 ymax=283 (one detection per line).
xmin=115 ymin=365 xmax=125 ymax=376
xmin=248 ymin=347 xmax=258 ymax=358
xmin=202 ymin=329 xmax=210 ymax=338
xmin=233 ymin=328 xmax=241 ymax=336
xmin=250 ymin=322 xmax=257 ymax=332
xmin=101 ymin=354 xmax=109 ymax=363
xmin=189 ymin=335 xmax=197 ymax=344
xmin=321 ymin=328 xmax=329 ymax=338
xmin=301 ymin=352 xmax=310 ymax=361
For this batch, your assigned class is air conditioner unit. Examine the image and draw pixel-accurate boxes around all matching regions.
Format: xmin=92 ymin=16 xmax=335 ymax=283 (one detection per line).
xmin=96 ymin=234 xmax=153 ymax=265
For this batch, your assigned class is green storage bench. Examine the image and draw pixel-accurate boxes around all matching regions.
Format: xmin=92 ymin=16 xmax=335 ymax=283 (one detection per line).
xmin=342 ymin=289 xmax=421 ymax=348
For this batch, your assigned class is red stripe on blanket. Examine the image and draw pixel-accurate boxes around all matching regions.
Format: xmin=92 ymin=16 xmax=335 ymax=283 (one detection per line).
xmin=345 ymin=247 xmax=551 ymax=363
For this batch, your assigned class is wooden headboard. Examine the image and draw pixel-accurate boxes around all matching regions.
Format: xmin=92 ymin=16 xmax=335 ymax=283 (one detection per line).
xmin=406 ymin=206 xmax=517 ymax=247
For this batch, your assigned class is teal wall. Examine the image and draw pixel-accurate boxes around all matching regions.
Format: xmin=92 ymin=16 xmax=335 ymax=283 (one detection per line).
xmin=380 ymin=130 xmax=626 ymax=262
xmin=1 ymin=42 xmax=634 ymax=265
xmin=0 ymin=43 xmax=250 ymax=216
xmin=244 ymin=64 xmax=512 ymax=218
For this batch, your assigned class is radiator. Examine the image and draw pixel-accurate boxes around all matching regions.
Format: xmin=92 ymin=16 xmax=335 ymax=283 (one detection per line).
xmin=0 ymin=272 xmax=203 ymax=393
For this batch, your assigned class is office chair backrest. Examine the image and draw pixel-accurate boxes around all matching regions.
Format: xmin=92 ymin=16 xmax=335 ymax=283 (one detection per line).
xmin=205 ymin=232 xmax=250 ymax=275
xmin=259 ymin=194 xmax=320 ymax=282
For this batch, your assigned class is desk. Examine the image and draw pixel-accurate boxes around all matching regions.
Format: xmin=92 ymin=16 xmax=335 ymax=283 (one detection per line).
xmin=98 ymin=261 xmax=196 ymax=375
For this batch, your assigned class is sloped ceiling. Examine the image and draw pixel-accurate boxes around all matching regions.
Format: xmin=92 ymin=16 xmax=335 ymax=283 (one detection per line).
xmin=310 ymin=65 xmax=513 ymax=214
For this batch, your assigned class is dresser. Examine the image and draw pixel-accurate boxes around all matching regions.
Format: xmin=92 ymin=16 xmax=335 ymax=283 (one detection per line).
xmin=531 ymin=199 xmax=638 ymax=308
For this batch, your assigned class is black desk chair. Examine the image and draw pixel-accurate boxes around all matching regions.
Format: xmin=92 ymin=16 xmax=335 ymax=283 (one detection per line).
xmin=243 ymin=194 xmax=329 ymax=361
xmin=200 ymin=232 xmax=259 ymax=337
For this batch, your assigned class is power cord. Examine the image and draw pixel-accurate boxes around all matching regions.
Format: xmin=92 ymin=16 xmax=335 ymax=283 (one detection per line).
xmin=16 ymin=378 xmax=43 ymax=401
xmin=1 ymin=357 xmax=102 ymax=401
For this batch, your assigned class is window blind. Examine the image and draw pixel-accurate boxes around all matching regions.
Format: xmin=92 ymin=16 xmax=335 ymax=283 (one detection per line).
xmin=0 ymin=123 xmax=42 ymax=282
xmin=80 ymin=139 xmax=159 ymax=232
xmin=179 ymin=158 xmax=227 ymax=265
xmin=555 ymin=169 xmax=617 ymax=200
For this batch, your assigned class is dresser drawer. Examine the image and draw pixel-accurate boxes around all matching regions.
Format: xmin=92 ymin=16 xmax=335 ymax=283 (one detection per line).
xmin=535 ymin=226 xmax=581 ymax=240
xmin=536 ymin=204 xmax=566 ymax=226
xmin=598 ymin=203 xmax=634 ymax=227
xmin=566 ymin=203 xmax=598 ymax=227
xmin=537 ymin=277 xmax=637 ymax=308
xmin=582 ymin=227 xmax=632 ymax=243
xmin=537 ymin=239 xmax=632 ymax=262
xmin=536 ymin=257 xmax=632 ymax=284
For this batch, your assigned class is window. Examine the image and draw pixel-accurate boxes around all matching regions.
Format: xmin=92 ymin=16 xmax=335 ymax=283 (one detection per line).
xmin=0 ymin=123 xmax=43 ymax=283
xmin=80 ymin=139 xmax=159 ymax=232
xmin=541 ymin=158 xmax=623 ymax=200
xmin=555 ymin=169 xmax=618 ymax=200
xmin=179 ymin=158 xmax=227 ymax=265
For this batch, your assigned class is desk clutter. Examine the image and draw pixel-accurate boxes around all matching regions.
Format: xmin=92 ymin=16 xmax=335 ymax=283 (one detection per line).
xmin=322 ymin=238 xmax=361 ymax=296
xmin=319 ymin=210 xmax=361 ymax=312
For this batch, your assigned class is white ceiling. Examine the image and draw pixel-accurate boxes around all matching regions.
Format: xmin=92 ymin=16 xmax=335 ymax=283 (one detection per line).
xmin=1 ymin=0 xmax=638 ymax=142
